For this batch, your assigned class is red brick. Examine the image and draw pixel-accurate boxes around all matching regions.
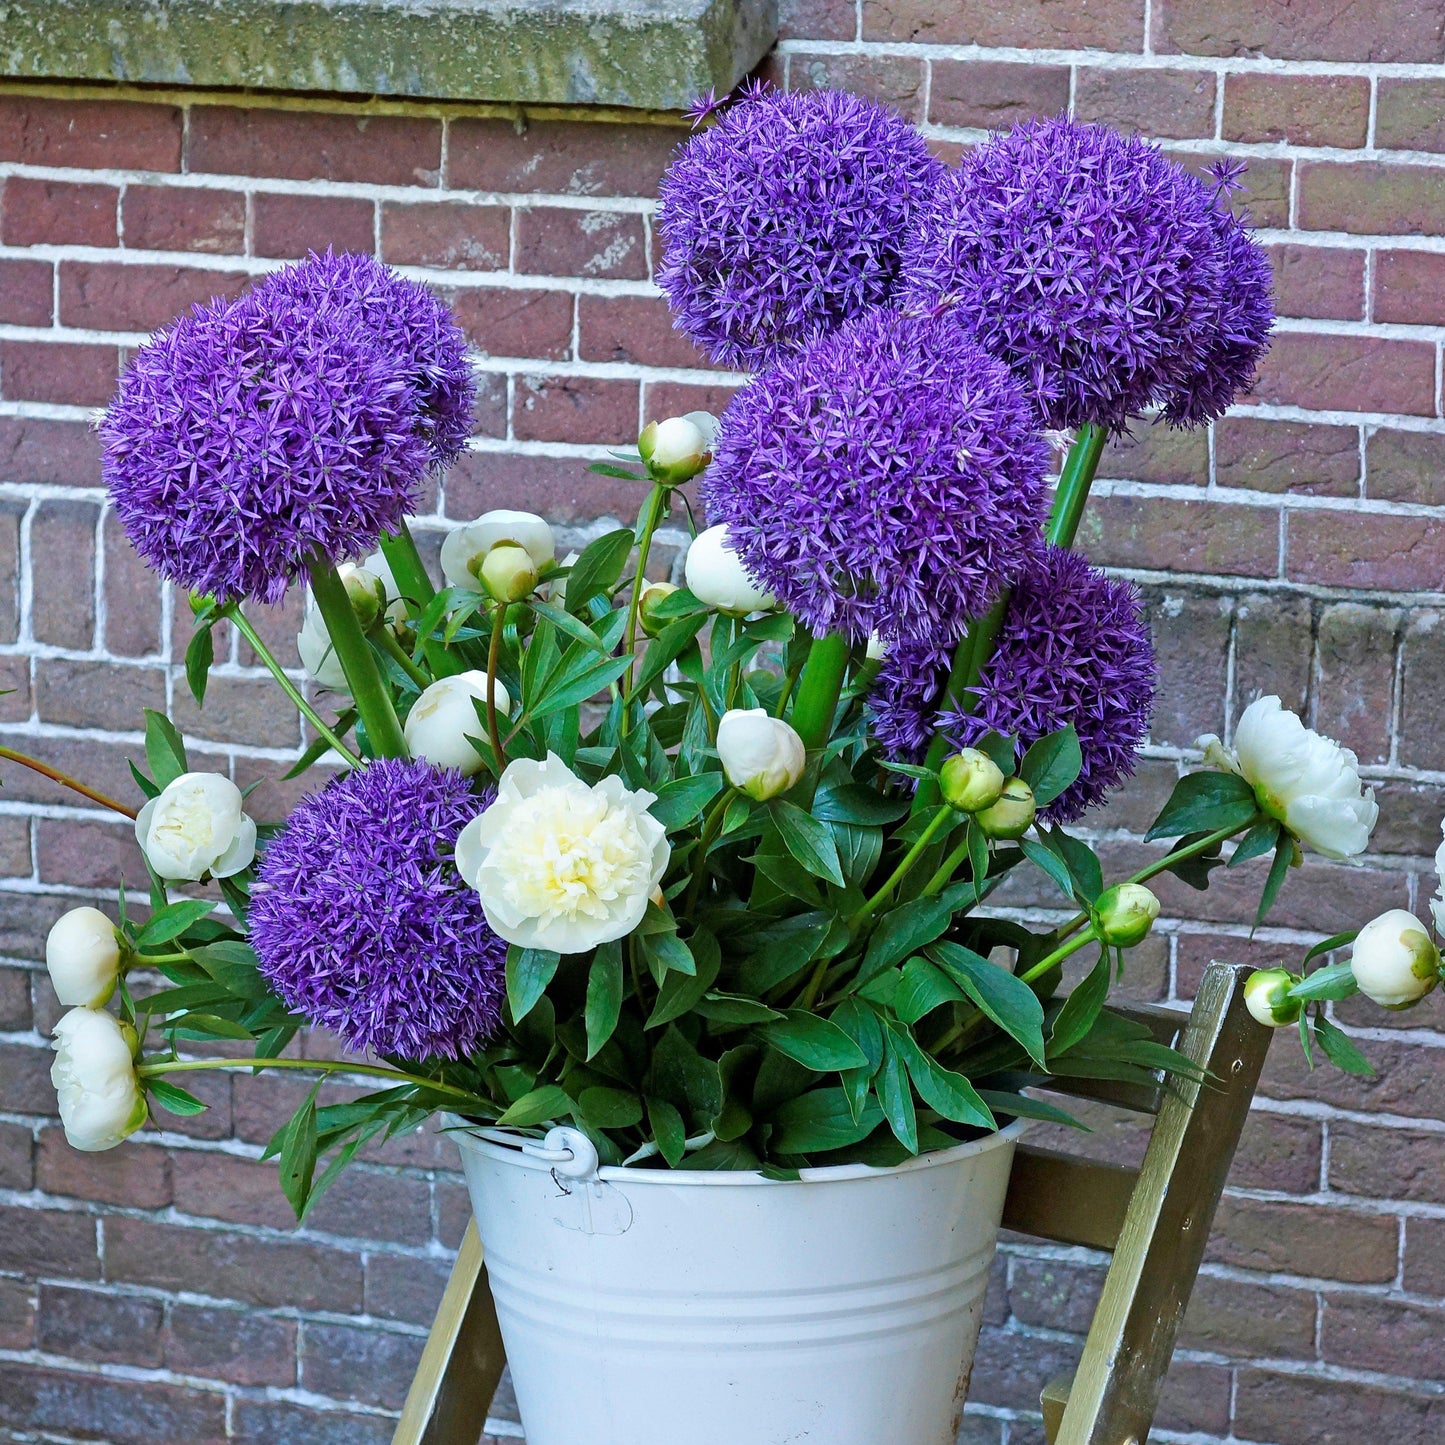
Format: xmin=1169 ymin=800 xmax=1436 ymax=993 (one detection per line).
xmin=1267 ymin=244 xmax=1365 ymax=321
xmin=166 ymin=1302 xmax=296 ymax=1387
xmin=1230 ymin=1109 xmax=1323 ymax=1194
xmin=170 ymin=672 xmax=301 ymax=749
xmin=1374 ymin=249 xmax=1445 ymax=326
xmin=0 ymin=1277 xmax=32 ymax=1349
xmin=37 ymin=1284 xmax=163 ymax=1368
xmin=513 ymin=374 xmax=638 ymax=444
xmin=1235 ymin=590 xmax=1312 ymax=717
xmin=0 ymin=341 xmax=118 ymax=408
xmin=252 ymin=191 xmax=376 ymax=259
xmin=1288 ymin=511 xmax=1445 ymax=592
xmin=36 ymin=657 xmax=164 ymax=731
xmin=1377 ymin=78 xmax=1445 ymax=152
xmin=58 ymin=261 xmax=249 ymax=332
xmin=1324 ymin=1295 xmax=1445 ymax=1380
xmin=1264 ymin=1032 xmax=1445 ymax=1122
xmin=447 ymin=285 xmax=573 ymax=361
xmin=1145 ymin=589 xmax=1231 ymax=745
xmin=1401 ymin=609 xmax=1445 ymax=769
xmin=1168 ymin=150 xmax=1292 ymax=227
xmin=1098 ymin=422 xmax=1207 ymax=486
xmin=0 ymin=415 xmax=100 ymax=486
xmin=1329 ymin=1119 xmax=1445 ymax=1204
xmin=1182 ymin=1274 xmax=1319 ymax=1359
xmin=103 ymin=510 xmax=163 ymax=657
xmin=1252 ymin=333 xmax=1436 ymax=416
xmin=300 ymin=1320 xmax=425 ymax=1411
xmin=36 ymin=815 xmax=146 ymax=890
xmin=0 ymin=257 xmax=52 ymax=326
xmin=1223 ymin=73 xmax=1371 ymax=148
xmin=446 ymin=118 xmax=681 ymax=196
xmin=1075 ymin=67 xmax=1216 ymax=139
xmin=642 ymin=378 xmax=741 ymax=422
xmin=1076 ymin=495 xmax=1279 ymax=578
xmin=1215 ymin=417 xmax=1359 ymax=496
xmin=0 ymin=95 xmax=181 ymax=170
xmin=1208 ymin=1196 xmax=1398 ymax=1283
xmin=36 ymin=1127 xmax=171 ymax=1209
xmin=0 ymin=1361 xmax=227 ymax=1444
xmin=1298 ymin=161 xmax=1445 ymax=237
xmin=364 ymin=1253 xmax=452 ymax=1325
xmin=863 ymin=0 xmax=1145 ymax=47
xmin=578 ymin=294 xmax=707 ymax=369
xmin=0 ymin=177 xmax=117 ymax=246
xmin=231 ymin=1400 xmax=394 ymax=1445
xmin=1236 ymin=1368 xmax=1445 ymax=1445
xmin=515 ymin=206 xmax=647 ymax=280
xmin=780 ymin=0 xmax=856 ymax=39
xmin=380 ymin=199 xmax=509 ymax=269
xmin=30 ymin=499 xmax=96 ymax=649
xmin=1313 ymin=602 xmax=1399 ymax=764
xmin=1404 ymin=1217 xmax=1445 ymax=1295
xmin=1155 ymin=0 xmax=1445 ymax=62
xmin=446 ymin=449 xmax=645 ymax=525
xmin=792 ymin=54 xmax=926 ymax=120
xmin=927 ymin=60 xmax=1070 ymax=130
xmin=1367 ymin=427 xmax=1445 ymax=504
xmin=0 ymin=1204 xmax=98 ymax=1279
xmin=122 ymin=185 xmax=246 ymax=254
xmin=188 ymin=105 xmax=440 ymax=185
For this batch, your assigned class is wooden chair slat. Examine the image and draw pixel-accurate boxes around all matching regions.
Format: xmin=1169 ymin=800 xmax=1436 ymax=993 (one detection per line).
xmin=1001 ymin=1146 xmax=1138 ymax=1252
xmin=1041 ymin=1373 xmax=1073 ymax=1444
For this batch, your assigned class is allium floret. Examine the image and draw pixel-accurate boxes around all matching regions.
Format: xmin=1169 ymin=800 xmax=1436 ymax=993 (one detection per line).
xmin=102 ymin=251 xmax=473 ymax=605
xmin=900 ymin=116 xmax=1270 ymax=434
xmin=657 ymin=88 xmax=944 ymax=370
xmin=867 ymin=636 xmax=959 ymax=764
xmin=942 ymin=546 xmax=1157 ymax=823
xmin=251 ymin=759 xmax=505 ymax=1061
xmin=702 ymin=308 xmax=1050 ymax=645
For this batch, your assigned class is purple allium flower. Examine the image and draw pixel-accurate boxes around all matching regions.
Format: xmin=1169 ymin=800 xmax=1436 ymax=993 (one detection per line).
xmin=941 ymin=546 xmax=1157 ymax=823
xmin=102 ymin=251 xmax=473 ymax=605
xmin=702 ymin=308 xmax=1050 ymax=644
xmin=656 ymin=88 xmax=944 ymax=370
xmin=251 ymin=759 xmax=505 ymax=1061
xmin=900 ymin=116 xmax=1241 ymax=434
xmin=867 ymin=635 xmax=958 ymax=763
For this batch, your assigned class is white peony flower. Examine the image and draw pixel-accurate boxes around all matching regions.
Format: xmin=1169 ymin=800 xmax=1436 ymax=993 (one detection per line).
xmin=454 ymin=753 xmax=670 ymax=955
xmin=50 ymin=1008 xmax=147 ymax=1152
xmin=404 ymin=670 xmax=512 ymax=775
xmin=441 ymin=510 xmax=555 ymax=594
xmin=1350 ymin=909 xmax=1440 ymax=1010
xmin=135 ymin=772 xmax=256 ymax=882
xmin=46 ymin=907 xmax=122 ymax=1008
xmin=1198 ymin=695 xmax=1378 ymax=862
xmin=684 ymin=524 xmax=776 ymax=614
xmin=716 ymin=708 xmax=805 ymax=801
xmin=1431 ymin=821 xmax=1445 ymax=936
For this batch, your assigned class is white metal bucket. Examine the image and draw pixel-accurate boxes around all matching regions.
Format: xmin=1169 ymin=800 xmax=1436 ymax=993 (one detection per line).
xmin=453 ymin=1118 xmax=1026 ymax=1445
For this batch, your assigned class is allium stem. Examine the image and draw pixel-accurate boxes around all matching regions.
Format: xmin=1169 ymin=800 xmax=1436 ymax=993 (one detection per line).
xmin=306 ymin=555 xmax=408 ymax=759
xmin=790 ymin=631 xmax=851 ymax=751
xmin=1046 ymin=424 xmax=1107 ymax=548
xmin=137 ymin=1054 xmax=487 ymax=1103
xmin=0 ymin=746 xmax=138 ymax=819
xmin=486 ymin=601 xmax=507 ymax=773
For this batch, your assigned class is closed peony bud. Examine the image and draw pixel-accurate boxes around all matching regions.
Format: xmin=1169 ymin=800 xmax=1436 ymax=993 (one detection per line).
xmin=975 ymin=777 xmax=1036 ymax=840
xmin=135 ymin=772 xmax=257 ymax=883
xmin=684 ymin=524 xmax=776 ymax=614
xmin=717 ymin=708 xmax=806 ymax=801
xmin=341 ymin=564 xmax=387 ymax=630
xmin=441 ymin=510 xmax=555 ymax=594
xmin=1244 ymin=968 xmax=1303 ymax=1028
xmin=638 ymin=580 xmax=678 ymax=637
xmin=940 ymin=749 xmax=1006 ymax=814
xmin=1350 ymin=909 xmax=1441 ymax=1010
xmin=296 ymin=561 xmax=395 ymax=692
xmin=1095 ymin=883 xmax=1160 ymax=948
xmin=46 ymin=907 xmax=122 ymax=1008
xmin=639 ymin=415 xmax=712 ymax=482
xmin=479 ymin=543 xmax=539 ymax=603
xmin=404 ymin=671 xmax=511 ymax=775
xmin=50 ymin=1008 xmax=147 ymax=1152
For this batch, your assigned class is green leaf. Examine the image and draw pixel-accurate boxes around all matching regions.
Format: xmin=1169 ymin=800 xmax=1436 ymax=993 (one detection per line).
xmin=565 ymin=528 xmax=634 ymax=613
xmin=1255 ymin=831 xmax=1295 ymax=931
xmin=277 ymin=1089 xmax=319 ymax=1219
xmin=146 ymin=1078 xmax=209 ymax=1116
xmin=895 ymin=957 xmax=967 ymax=1025
xmin=631 ymin=612 xmax=709 ymax=698
xmin=647 ymin=1096 xmax=686 ymax=1167
xmin=506 ymin=946 xmax=561 ymax=1024
xmin=768 ymin=800 xmax=845 ymax=888
xmin=135 ymin=899 xmax=217 ymax=947
xmin=496 ymin=1085 xmax=574 ymax=1128
xmin=694 ymin=993 xmax=783 ymax=1026
xmin=1288 ymin=960 xmax=1359 ymax=1003
xmin=527 ymin=597 xmax=607 ymax=653
xmin=584 ymin=941 xmax=624 ymax=1059
xmin=830 ymin=997 xmax=884 ymax=1071
xmin=648 ymin=930 xmax=721 ymax=1028
xmin=1229 ymin=817 xmax=1282 ymax=869
xmin=771 ymin=1087 xmax=883 ymax=1154
xmin=893 ymin=1028 xmax=995 ymax=1129
xmin=758 ymin=1011 xmax=869 ymax=1073
xmin=650 ymin=772 xmax=725 ymax=830
xmin=1018 ymin=725 xmax=1082 ymax=808
xmin=1313 ymin=1016 xmax=1376 ymax=1077
xmin=143 ymin=709 xmax=188 ymax=789
xmin=184 ymin=625 xmax=214 ymax=708
xmin=1048 ymin=947 xmax=1111 ymax=1058
xmin=283 ymin=710 xmax=358 ymax=779
xmin=1039 ymin=826 xmax=1103 ymax=904
xmin=530 ymin=654 xmax=633 ymax=721
xmin=931 ymin=942 xmax=1048 ymax=1069
xmin=578 ymin=1086 xmax=644 ymax=1129
xmin=587 ymin=462 xmax=646 ymax=481
xmin=1019 ymin=837 xmax=1076 ymax=902
xmin=876 ymin=1030 xmax=918 ymax=1153
xmin=857 ymin=896 xmax=953 ymax=986
xmin=167 ymin=1011 xmax=256 ymax=1041
xmin=648 ymin=1024 xmax=722 ymax=1125
xmin=1145 ymin=769 xmax=1259 ymax=842
xmin=833 ymin=822 xmax=884 ymax=889
xmin=637 ymin=924 xmax=695 ymax=984
xmin=812 ymin=784 xmax=910 ymax=827
xmin=977 ymin=1089 xmax=1084 ymax=1128
xmin=1302 ymin=930 xmax=1358 ymax=967
xmin=972 ymin=730 xmax=1018 ymax=777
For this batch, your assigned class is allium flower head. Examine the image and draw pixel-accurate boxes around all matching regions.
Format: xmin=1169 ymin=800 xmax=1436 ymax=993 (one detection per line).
xmin=657 ymin=88 xmax=944 ymax=370
xmin=900 ymin=116 xmax=1255 ymax=434
xmin=102 ymin=251 xmax=473 ymax=605
xmin=251 ymin=759 xmax=505 ymax=1061
xmin=867 ymin=635 xmax=958 ymax=764
xmin=941 ymin=547 xmax=1157 ymax=823
xmin=703 ymin=308 xmax=1050 ymax=644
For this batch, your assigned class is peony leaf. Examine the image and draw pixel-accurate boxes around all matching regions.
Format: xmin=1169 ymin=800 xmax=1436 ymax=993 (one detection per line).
xmin=584 ymin=941 xmax=624 ymax=1059
xmin=768 ymin=800 xmax=845 ymax=888
xmin=146 ymin=1078 xmax=209 ymax=1117
xmin=184 ymin=624 xmax=214 ymax=708
xmin=771 ymin=1086 xmax=883 ymax=1154
xmin=143 ymin=708 xmax=189 ymax=789
xmin=931 ymin=941 xmax=1048 ymax=1070
xmin=1145 ymin=769 xmax=1259 ymax=842
xmin=506 ymin=946 xmax=561 ymax=1024
xmin=1019 ymin=725 xmax=1082 ymax=807
xmin=496 ymin=1085 xmax=574 ymax=1128
xmin=564 ymin=528 xmax=634 ymax=613
xmin=759 ymin=1011 xmax=869 ymax=1073
xmin=1312 ymin=1016 xmax=1376 ymax=1077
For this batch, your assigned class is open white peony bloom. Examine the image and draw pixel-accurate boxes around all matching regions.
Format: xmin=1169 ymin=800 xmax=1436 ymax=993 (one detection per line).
xmin=441 ymin=510 xmax=555 ymax=594
xmin=404 ymin=670 xmax=511 ymax=775
xmin=1198 ymin=695 xmax=1377 ymax=862
xmin=135 ymin=772 xmax=257 ymax=882
xmin=51 ymin=1008 xmax=147 ymax=1152
xmin=454 ymin=753 xmax=670 ymax=955
xmin=46 ymin=906 xmax=122 ymax=1008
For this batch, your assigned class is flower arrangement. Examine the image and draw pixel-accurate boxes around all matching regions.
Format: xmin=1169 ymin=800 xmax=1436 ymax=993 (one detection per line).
xmin=18 ymin=93 xmax=1435 ymax=1218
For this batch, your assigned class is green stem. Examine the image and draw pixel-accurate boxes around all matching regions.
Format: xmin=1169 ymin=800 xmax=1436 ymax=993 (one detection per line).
xmin=225 ymin=608 xmax=362 ymax=768
xmin=850 ymin=805 xmax=956 ymax=930
xmin=621 ymin=482 xmax=670 ymax=729
xmin=683 ymin=786 xmax=739 ymax=918
xmin=1016 ymin=926 xmax=1102 ymax=988
xmin=0 ymin=745 xmax=138 ymax=818
xmin=137 ymin=1054 xmax=486 ymax=1103
xmin=921 ymin=830 xmax=977 ymax=899
xmin=378 ymin=523 xmax=461 ymax=680
xmin=486 ymin=601 xmax=507 ymax=774
xmin=790 ymin=632 xmax=850 ymax=751
xmin=372 ymin=621 xmax=431 ymax=691
xmin=306 ymin=555 xmax=408 ymax=759
xmin=1046 ymin=423 xmax=1108 ymax=548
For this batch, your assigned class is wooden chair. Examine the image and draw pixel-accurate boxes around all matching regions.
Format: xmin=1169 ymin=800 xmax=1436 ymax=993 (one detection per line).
xmin=394 ymin=961 xmax=1271 ymax=1445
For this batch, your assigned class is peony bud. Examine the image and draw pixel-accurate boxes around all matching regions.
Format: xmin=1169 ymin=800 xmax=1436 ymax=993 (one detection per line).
xmin=404 ymin=670 xmax=512 ymax=775
xmin=975 ymin=777 xmax=1036 ymax=840
xmin=1350 ymin=909 xmax=1441 ymax=1010
xmin=188 ymin=591 xmax=216 ymax=617
xmin=341 ymin=564 xmax=387 ymax=630
xmin=135 ymin=772 xmax=257 ymax=883
xmin=1244 ymin=968 xmax=1303 ymax=1028
xmin=50 ymin=1008 xmax=147 ymax=1152
xmin=940 ymin=749 xmax=1006 ymax=814
xmin=1095 ymin=883 xmax=1160 ymax=948
xmin=639 ymin=415 xmax=712 ymax=483
xmin=478 ymin=543 xmax=539 ymax=603
xmin=638 ymin=580 xmax=678 ymax=637
xmin=716 ymin=708 xmax=807 ymax=802
xmin=46 ymin=907 xmax=122 ymax=1008
xmin=684 ymin=525 xmax=776 ymax=614
xmin=441 ymin=510 xmax=555 ymax=594
xmin=296 ymin=561 xmax=393 ymax=692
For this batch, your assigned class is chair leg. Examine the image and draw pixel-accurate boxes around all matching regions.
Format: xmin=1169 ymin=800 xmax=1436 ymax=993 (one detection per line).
xmin=393 ymin=1218 xmax=507 ymax=1445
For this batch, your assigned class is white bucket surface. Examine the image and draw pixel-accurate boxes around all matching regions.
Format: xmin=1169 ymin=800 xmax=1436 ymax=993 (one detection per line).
xmin=454 ymin=1119 xmax=1026 ymax=1445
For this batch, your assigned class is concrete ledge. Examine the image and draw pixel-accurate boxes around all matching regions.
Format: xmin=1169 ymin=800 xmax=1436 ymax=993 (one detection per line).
xmin=0 ymin=0 xmax=778 ymax=110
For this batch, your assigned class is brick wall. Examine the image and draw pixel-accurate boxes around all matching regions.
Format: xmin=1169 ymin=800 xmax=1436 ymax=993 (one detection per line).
xmin=2 ymin=2 xmax=1445 ymax=1440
